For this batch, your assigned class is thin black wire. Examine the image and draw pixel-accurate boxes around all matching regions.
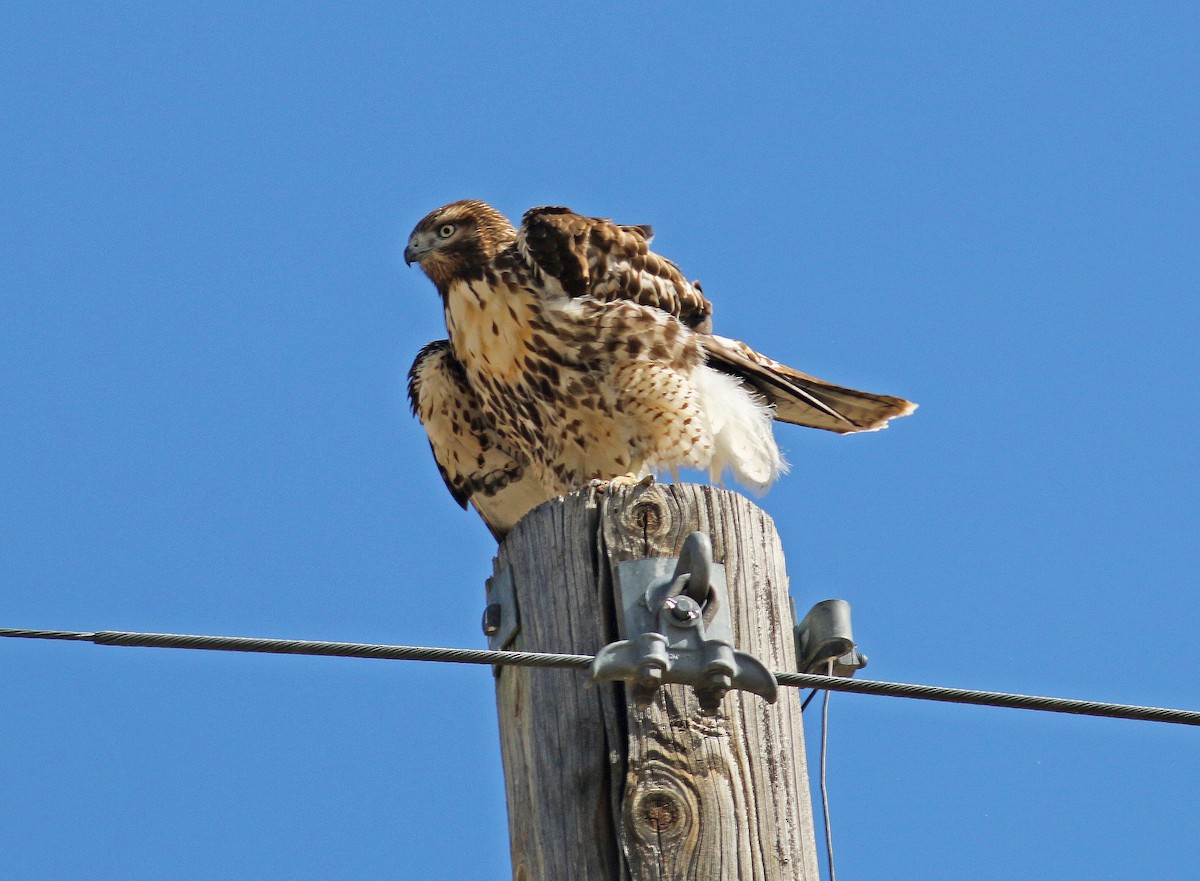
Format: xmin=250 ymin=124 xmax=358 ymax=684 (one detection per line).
xmin=0 ymin=628 xmax=594 ymax=669
xmin=775 ymin=670 xmax=1200 ymax=725
xmin=820 ymin=659 xmax=836 ymax=881
xmin=3 ymin=626 xmax=1199 ymax=727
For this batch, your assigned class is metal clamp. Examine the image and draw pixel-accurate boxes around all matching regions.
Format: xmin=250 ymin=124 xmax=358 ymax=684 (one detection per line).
xmin=591 ymin=532 xmax=778 ymax=713
xmin=794 ymin=598 xmax=867 ymax=677
xmin=482 ymin=566 xmax=520 ymax=652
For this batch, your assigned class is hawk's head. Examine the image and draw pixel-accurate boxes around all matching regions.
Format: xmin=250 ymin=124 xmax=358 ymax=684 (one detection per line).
xmin=404 ymin=200 xmax=517 ymax=292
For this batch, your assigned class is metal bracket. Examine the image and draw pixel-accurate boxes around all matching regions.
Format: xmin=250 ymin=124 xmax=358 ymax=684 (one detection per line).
xmin=482 ymin=566 xmax=520 ymax=651
xmin=591 ymin=532 xmax=778 ymax=713
xmin=794 ymin=598 xmax=867 ymax=677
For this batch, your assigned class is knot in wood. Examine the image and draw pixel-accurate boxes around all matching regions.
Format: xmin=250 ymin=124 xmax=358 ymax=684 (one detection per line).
xmin=627 ymin=488 xmax=669 ymax=536
xmin=638 ymin=791 xmax=681 ymax=833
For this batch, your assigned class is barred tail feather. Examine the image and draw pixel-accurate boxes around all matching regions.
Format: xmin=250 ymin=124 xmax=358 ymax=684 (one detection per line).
xmin=701 ymin=334 xmax=917 ymax=434
xmin=691 ymin=365 xmax=788 ymax=493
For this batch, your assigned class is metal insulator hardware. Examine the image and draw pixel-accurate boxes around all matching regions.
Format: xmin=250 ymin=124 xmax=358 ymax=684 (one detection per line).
xmin=794 ymin=598 xmax=868 ymax=677
xmin=591 ymin=531 xmax=778 ymax=713
xmin=483 ymin=566 xmax=520 ymax=651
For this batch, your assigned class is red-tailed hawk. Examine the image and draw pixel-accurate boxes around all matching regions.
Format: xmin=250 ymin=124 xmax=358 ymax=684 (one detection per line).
xmin=405 ymin=200 xmax=915 ymax=539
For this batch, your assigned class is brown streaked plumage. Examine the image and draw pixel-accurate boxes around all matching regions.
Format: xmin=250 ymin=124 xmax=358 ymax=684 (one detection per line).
xmin=405 ymin=201 xmax=916 ymax=539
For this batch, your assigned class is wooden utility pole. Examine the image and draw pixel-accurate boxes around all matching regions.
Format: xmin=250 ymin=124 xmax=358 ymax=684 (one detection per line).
xmin=491 ymin=483 xmax=819 ymax=881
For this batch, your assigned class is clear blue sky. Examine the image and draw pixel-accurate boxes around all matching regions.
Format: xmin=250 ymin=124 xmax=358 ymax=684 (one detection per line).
xmin=3 ymin=3 xmax=1197 ymax=879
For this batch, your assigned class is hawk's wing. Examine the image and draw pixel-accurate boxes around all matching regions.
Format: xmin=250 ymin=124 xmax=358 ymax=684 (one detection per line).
xmin=407 ymin=341 xmax=549 ymax=539
xmin=517 ymin=206 xmax=714 ymax=331
xmin=516 ymin=206 xmax=915 ymax=434
xmin=702 ymin=335 xmax=917 ymax=433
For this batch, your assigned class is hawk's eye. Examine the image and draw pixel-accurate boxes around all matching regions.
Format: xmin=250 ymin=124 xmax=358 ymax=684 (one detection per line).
xmin=438 ymin=223 xmax=456 ymax=238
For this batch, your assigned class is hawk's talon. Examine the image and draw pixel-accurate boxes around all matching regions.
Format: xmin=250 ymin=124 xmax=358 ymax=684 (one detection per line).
xmin=589 ymin=473 xmax=655 ymax=494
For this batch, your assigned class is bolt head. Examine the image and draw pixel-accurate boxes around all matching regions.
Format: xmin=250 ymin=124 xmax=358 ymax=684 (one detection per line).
xmin=666 ymin=595 xmax=701 ymax=623
xmin=637 ymin=664 xmax=664 ymax=688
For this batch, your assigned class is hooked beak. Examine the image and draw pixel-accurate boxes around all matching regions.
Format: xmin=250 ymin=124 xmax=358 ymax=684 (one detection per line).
xmin=404 ymin=233 xmax=434 ymax=266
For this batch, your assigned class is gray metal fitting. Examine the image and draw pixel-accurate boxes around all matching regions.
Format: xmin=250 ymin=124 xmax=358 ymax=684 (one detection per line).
xmin=591 ymin=531 xmax=778 ymax=712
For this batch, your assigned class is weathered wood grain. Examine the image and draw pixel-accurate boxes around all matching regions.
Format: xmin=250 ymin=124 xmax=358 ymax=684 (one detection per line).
xmin=493 ymin=484 xmax=818 ymax=881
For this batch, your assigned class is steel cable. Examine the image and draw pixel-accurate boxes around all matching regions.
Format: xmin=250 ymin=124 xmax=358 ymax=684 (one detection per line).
xmin=3 ymin=626 xmax=1198 ymax=726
